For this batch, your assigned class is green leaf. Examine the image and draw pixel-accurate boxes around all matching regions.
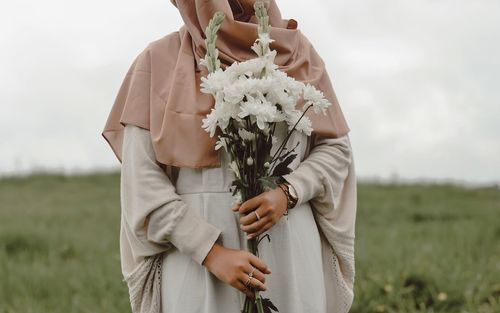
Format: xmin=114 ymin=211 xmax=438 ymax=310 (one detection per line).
xmin=231 ymin=179 xmax=248 ymax=196
xmin=258 ymin=176 xmax=279 ymax=191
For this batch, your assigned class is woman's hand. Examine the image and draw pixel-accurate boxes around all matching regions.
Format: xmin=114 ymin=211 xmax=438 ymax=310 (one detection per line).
xmin=232 ymin=185 xmax=288 ymax=239
xmin=202 ymin=243 xmax=271 ymax=299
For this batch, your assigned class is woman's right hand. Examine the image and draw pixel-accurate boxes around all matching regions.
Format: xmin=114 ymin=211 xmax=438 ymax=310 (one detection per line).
xmin=202 ymin=243 xmax=271 ymax=299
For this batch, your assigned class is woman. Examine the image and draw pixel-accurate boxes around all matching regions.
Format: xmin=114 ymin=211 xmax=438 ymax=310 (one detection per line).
xmin=101 ymin=1 xmax=357 ymax=313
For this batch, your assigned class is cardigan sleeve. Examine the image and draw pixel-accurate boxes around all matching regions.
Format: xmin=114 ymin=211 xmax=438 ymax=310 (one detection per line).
xmin=283 ymin=133 xmax=356 ymax=312
xmin=121 ymin=124 xmax=222 ymax=266
xmin=281 ymin=134 xmax=352 ymax=213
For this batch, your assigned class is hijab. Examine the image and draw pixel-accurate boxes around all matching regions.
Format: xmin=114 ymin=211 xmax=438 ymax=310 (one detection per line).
xmin=102 ymin=0 xmax=350 ymax=168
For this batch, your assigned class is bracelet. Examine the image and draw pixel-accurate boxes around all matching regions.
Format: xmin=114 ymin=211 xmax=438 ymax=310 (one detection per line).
xmin=277 ymin=183 xmax=291 ymax=215
xmin=277 ymin=179 xmax=297 ymax=213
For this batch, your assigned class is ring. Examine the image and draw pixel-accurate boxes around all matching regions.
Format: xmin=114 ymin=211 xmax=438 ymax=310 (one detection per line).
xmin=254 ymin=210 xmax=261 ymax=221
xmin=244 ymin=276 xmax=252 ymax=287
xmin=248 ymin=266 xmax=256 ymax=278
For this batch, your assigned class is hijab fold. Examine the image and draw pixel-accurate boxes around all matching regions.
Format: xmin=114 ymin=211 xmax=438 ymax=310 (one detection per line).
xmin=102 ymin=0 xmax=350 ymax=168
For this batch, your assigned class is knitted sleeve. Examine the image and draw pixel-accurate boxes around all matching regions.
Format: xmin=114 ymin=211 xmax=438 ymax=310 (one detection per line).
xmin=120 ymin=123 xmax=222 ymax=266
xmin=282 ymin=134 xmax=356 ymax=313
xmin=282 ymin=134 xmax=352 ymax=212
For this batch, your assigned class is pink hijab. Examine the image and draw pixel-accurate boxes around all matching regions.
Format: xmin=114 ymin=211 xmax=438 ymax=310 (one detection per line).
xmin=102 ymin=0 xmax=350 ymax=168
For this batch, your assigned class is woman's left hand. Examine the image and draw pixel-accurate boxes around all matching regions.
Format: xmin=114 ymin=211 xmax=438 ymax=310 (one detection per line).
xmin=231 ymin=186 xmax=288 ymax=239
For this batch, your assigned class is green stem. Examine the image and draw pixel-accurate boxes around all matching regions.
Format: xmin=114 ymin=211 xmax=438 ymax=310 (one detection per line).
xmin=269 ymin=104 xmax=313 ymax=172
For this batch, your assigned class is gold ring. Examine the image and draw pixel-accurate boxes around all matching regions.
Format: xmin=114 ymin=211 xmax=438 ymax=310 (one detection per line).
xmin=244 ymin=276 xmax=252 ymax=286
xmin=254 ymin=210 xmax=261 ymax=221
xmin=248 ymin=266 xmax=256 ymax=278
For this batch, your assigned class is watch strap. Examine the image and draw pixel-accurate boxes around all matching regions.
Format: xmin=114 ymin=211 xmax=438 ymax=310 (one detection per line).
xmin=277 ymin=176 xmax=298 ymax=210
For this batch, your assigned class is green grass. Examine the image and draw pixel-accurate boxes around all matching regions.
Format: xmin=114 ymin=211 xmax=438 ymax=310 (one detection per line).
xmin=0 ymin=173 xmax=499 ymax=312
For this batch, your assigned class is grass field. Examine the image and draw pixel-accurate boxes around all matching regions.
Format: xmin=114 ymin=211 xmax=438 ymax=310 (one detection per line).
xmin=0 ymin=173 xmax=499 ymax=313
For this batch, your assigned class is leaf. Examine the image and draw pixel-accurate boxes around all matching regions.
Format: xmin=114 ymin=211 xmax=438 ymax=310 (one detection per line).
xmin=271 ymin=153 xmax=297 ymax=177
xmin=258 ymin=176 xmax=279 ymax=190
xmin=261 ymin=297 xmax=279 ymax=313
xmin=231 ymin=179 xmax=248 ymax=196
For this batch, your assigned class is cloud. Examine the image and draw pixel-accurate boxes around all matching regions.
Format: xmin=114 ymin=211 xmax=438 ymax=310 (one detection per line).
xmin=0 ymin=0 xmax=498 ymax=184
xmin=312 ymin=0 xmax=500 ymax=183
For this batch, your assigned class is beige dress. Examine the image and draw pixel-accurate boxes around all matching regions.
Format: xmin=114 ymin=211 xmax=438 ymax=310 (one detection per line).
xmin=119 ymin=123 xmax=356 ymax=313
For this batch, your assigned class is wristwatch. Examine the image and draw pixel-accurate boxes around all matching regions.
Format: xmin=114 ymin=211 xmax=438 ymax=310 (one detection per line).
xmin=277 ymin=177 xmax=298 ymax=210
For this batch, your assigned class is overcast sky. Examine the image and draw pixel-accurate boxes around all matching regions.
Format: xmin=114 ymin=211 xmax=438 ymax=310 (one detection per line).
xmin=1 ymin=0 xmax=499 ymax=184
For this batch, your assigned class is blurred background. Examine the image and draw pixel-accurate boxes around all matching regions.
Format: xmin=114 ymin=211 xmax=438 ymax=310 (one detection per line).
xmin=0 ymin=0 xmax=499 ymax=312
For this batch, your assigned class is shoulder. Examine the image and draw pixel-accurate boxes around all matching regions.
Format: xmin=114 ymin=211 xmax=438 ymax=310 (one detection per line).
xmin=145 ymin=31 xmax=182 ymax=54
xmin=131 ymin=31 xmax=182 ymax=73
xmin=296 ymin=30 xmax=326 ymax=66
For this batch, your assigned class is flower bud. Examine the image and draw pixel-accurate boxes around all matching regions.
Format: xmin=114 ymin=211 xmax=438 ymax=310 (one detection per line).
xmin=247 ymin=157 xmax=254 ymax=166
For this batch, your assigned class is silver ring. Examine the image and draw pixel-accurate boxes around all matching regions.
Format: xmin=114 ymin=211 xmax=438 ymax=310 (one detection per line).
xmin=244 ymin=276 xmax=252 ymax=286
xmin=254 ymin=210 xmax=261 ymax=221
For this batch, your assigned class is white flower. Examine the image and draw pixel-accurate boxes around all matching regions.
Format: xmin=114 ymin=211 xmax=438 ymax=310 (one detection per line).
xmin=215 ymin=136 xmax=227 ymax=151
xmin=251 ymin=33 xmax=275 ymax=57
xmin=200 ymin=11 xmax=336 ymax=149
xmin=286 ymin=110 xmax=313 ymax=136
xmin=238 ymin=128 xmax=256 ymax=141
xmin=201 ymin=108 xmax=219 ymax=137
xmin=223 ymin=78 xmax=249 ymax=104
xmin=215 ymin=97 xmax=240 ymax=130
xmin=238 ymin=93 xmax=277 ymax=130
xmin=303 ymin=83 xmax=331 ymax=115
xmin=262 ymin=49 xmax=278 ymax=72
xmin=261 ymin=123 xmax=271 ymax=135
xmin=227 ymin=58 xmax=266 ymax=78
xmin=200 ymin=68 xmax=230 ymax=95
xmin=265 ymin=85 xmax=295 ymax=114
xmin=303 ymin=84 xmax=323 ymax=102
xmin=295 ymin=115 xmax=313 ymax=135
xmin=259 ymin=32 xmax=275 ymax=47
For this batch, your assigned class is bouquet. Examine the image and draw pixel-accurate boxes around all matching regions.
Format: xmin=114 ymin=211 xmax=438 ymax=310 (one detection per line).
xmin=199 ymin=2 xmax=332 ymax=312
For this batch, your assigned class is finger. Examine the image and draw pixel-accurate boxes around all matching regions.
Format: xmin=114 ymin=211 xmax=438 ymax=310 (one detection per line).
xmin=234 ymin=279 xmax=255 ymax=299
xmin=247 ymin=221 xmax=274 ymax=239
xmin=241 ymin=215 xmax=270 ymax=234
xmin=231 ymin=201 xmax=241 ymax=211
xmin=238 ymin=195 xmax=264 ymax=214
xmin=245 ymin=264 xmax=266 ymax=284
xmin=248 ymin=254 xmax=271 ymax=274
xmin=239 ymin=207 xmax=268 ymax=225
xmin=241 ymin=274 xmax=266 ymax=292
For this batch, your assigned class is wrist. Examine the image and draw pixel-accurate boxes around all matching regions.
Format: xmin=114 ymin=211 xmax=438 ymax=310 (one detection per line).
xmin=277 ymin=178 xmax=298 ymax=210
xmin=202 ymin=242 xmax=222 ymax=268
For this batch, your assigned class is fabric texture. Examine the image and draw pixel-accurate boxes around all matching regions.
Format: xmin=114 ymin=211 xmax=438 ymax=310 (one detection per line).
xmin=119 ymin=123 xmax=356 ymax=313
xmin=159 ymin=120 xmax=327 ymax=313
xmin=101 ymin=0 xmax=350 ymax=169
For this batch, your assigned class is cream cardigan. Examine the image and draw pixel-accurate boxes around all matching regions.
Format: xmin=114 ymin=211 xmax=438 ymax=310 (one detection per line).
xmin=119 ymin=124 xmax=357 ymax=313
